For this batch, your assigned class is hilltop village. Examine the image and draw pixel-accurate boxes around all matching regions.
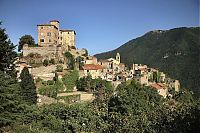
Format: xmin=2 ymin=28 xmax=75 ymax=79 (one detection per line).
xmin=16 ymin=20 xmax=180 ymax=104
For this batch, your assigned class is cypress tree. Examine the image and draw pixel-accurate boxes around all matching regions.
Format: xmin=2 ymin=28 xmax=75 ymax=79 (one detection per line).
xmin=19 ymin=67 xmax=37 ymax=104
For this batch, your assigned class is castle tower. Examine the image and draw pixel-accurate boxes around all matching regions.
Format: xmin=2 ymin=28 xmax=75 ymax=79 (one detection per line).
xmin=116 ymin=53 xmax=120 ymax=63
xmin=50 ymin=20 xmax=60 ymax=30
xmin=37 ymin=20 xmax=59 ymax=47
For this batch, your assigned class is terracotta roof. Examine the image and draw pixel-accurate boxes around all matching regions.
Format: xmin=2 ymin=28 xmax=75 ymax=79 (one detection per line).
xmin=99 ymin=59 xmax=112 ymax=63
xmin=150 ymin=83 xmax=163 ymax=90
xmin=83 ymin=64 xmax=103 ymax=70
xmin=56 ymin=72 xmax=65 ymax=76
xmin=157 ymin=83 xmax=165 ymax=87
xmin=20 ymin=63 xmax=32 ymax=68
xmin=37 ymin=24 xmax=58 ymax=29
xmin=119 ymin=63 xmax=125 ymax=66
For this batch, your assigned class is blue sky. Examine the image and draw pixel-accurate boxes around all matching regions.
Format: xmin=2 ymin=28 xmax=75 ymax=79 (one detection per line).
xmin=0 ymin=0 xmax=199 ymax=55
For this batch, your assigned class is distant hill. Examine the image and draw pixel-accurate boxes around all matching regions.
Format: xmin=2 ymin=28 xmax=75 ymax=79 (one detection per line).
xmin=95 ymin=27 xmax=200 ymax=96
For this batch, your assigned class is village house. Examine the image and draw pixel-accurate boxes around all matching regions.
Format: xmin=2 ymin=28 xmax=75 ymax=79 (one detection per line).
xmin=150 ymin=83 xmax=168 ymax=98
xmin=84 ymin=56 xmax=98 ymax=64
xmin=81 ymin=64 xmax=104 ymax=79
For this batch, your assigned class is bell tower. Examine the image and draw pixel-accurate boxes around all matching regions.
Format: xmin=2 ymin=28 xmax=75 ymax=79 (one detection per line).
xmin=116 ymin=53 xmax=120 ymax=63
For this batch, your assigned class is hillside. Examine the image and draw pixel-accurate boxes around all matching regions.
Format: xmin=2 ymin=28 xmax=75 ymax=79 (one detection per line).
xmin=95 ymin=27 xmax=200 ymax=95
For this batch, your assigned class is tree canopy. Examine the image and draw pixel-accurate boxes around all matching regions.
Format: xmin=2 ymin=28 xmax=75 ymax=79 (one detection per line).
xmin=64 ymin=51 xmax=75 ymax=70
xmin=0 ymin=23 xmax=17 ymax=76
xmin=19 ymin=67 xmax=37 ymax=104
xmin=18 ymin=35 xmax=35 ymax=52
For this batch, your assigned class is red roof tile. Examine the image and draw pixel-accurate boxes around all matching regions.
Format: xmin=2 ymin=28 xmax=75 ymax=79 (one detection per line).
xmin=150 ymin=83 xmax=163 ymax=90
xmin=83 ymin=64 xmax=103 ymax=70
xmin=99 ymin=59 xmax=112 ymax=63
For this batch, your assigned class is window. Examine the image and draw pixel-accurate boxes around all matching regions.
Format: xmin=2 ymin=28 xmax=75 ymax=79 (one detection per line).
xmin=87 ymin=70 xmax=89 ymax=73
xmin=40 ymin=39 xmax=44 ymax=42
xmin=49 ymin=39 xmax=51 ymax=42
xmin=47 ymin=32 xmax=51 ymax=36
xmin=41 ymin=27 xmax=43 ymax=29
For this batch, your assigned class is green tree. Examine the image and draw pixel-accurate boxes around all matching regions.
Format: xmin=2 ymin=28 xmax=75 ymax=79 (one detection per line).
xmin=0 ymin=71 xmax=22 ymax=130
xmin=0 ymin=23 xmax=17 ymax=76
xmin=18 ymin=35 xmax=35 ymax=52
xmin=64 ymin=51 xmax=75 ymax=70
xmin=19 ymin=67 xmax=37 ymax=104
xmin=76 ymin=56 xmax=84 ymax=69
xmin=83 ymin=49 xmax=88 ymax=57
xmin=62 ymin=70 xmax=79 ymax=92
xmin=76 ymin=75 xmax=92 ymax=92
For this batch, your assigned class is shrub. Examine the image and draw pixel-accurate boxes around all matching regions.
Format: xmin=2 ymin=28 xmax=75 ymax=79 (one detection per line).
xmin=56 ymin=65 xmax=63 ymax=72
xmin=57 ymin=94 xmax=80 ymax=104
xmin=47 ymin=80 xmax=54 ymax=85
xmin=36 ymin=77 xmax=43 ymax=83
xmin=62 ymin=70 xmax=79 ymax=92
xmin=49 ymin=58 xmax=55 ymax=64
xmin=27 ymin=53 xmax=35 ymax=58
xmin=43 ymin=59 xmax=49 ymax=66
xmin=59 ymin=60 xmax=63 ymax=64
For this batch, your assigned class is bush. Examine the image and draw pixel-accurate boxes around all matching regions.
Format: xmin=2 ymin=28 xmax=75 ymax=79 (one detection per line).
xmin=59 ymin=60 xmax=63 ymax=64
xmin=43 ymin=59 xmax=49 ymax=66
xmin=57 ymin=94 xmax=80 ymax=104
xmin=35 ymin=77 xmax=43 ymax=83
xmin=47 ymin=80 xmax=54 ymax=85
xmin=27 ymin=53 xmax=35 ymax=58
xmin=62 ymin=70 xmax=79 ymax=92
xmin=49 ymin=58 xmax=55 ymax=64
xmin=56 ymin=65 xmax=63 ymax=72
xmin=38 ymin=85 xmax=57 ymax=98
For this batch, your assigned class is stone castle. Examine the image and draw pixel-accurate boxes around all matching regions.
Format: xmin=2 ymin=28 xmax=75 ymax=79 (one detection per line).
xmin=23 ymin=20 xmax=86 ymax=62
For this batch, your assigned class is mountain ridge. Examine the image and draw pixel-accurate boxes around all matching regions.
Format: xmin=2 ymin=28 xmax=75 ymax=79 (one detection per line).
xmin=94 ymin=27 xmax=200 ymax=96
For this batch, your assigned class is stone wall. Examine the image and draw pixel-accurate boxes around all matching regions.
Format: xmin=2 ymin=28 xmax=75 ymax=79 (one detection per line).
xmin=22 ymin=44 xmax=66 ymax=61
xmin=23 ymin=44 xmax=57 ymax=56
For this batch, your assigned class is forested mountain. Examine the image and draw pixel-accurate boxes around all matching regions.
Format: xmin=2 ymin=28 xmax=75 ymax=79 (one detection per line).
xmin=95 ymin=27 xmax=200 ymax=95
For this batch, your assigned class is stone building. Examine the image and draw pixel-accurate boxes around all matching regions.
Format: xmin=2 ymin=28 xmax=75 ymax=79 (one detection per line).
xmin=150 ymin=83 xmax=168 ymax=98
xmin=81 ymin=64 xmax=104 ymax=79
xmin=37 ymin=20 xmax=75 ymax=48
xmin=37 ymin=20 xmax=59 ymax=47
xmin=84 ymin=56 xmax=98 ymax=64
xmin=22 ymin=20 xmax=84 ymax=63
xmin=60 ymin=30 xmax=76 ymax=47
